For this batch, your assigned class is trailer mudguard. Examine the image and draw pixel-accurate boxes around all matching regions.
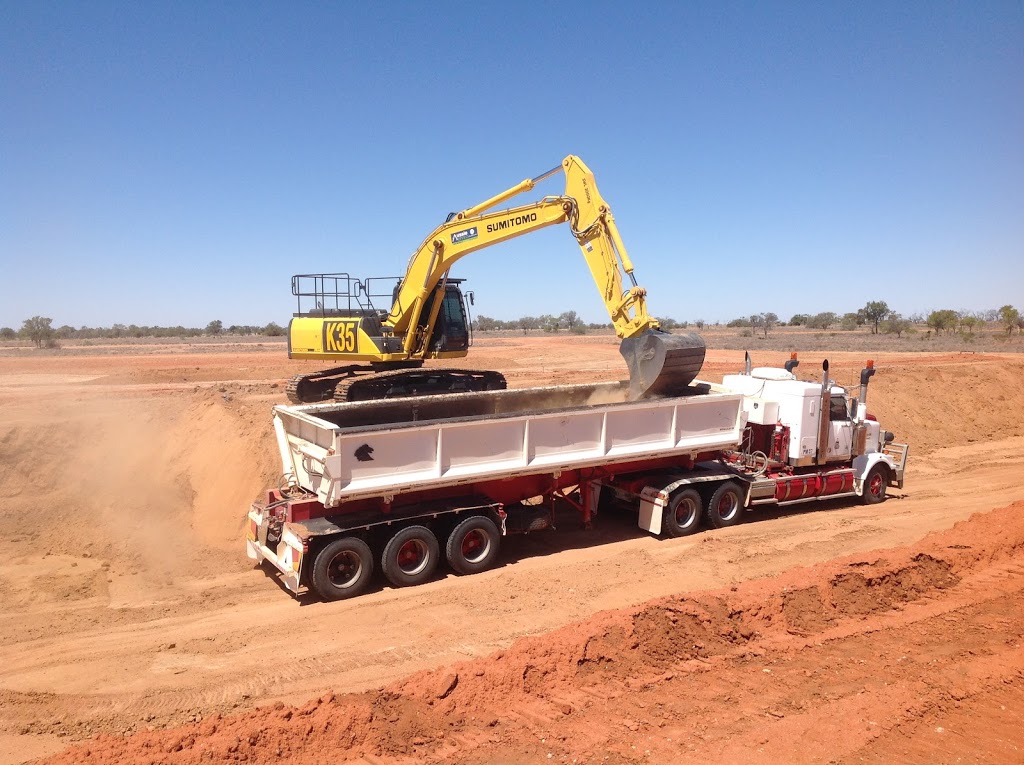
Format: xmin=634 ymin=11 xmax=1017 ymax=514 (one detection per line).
xmin=634 ymin=469 xmax=738 ymax=535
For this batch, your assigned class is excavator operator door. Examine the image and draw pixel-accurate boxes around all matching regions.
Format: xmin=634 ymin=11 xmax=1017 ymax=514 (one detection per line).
xmin=428 ymin=284 xmax=471 ymax=353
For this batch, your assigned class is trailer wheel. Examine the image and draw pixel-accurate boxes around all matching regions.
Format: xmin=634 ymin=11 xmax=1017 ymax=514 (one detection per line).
xmin=861 ymin=463 xmax=889 ymax=505
xmin=311 ymin=537 xmax=374 ymax=601
xmin=382 ymin=525 xmax=440 ymax=588
xmin=446 ymin=515 xmax=501 ymax=575
xmin=663 ymin=488 xmax=703 ymax=538
xmin=705 ymin=482 xmax=745 ymax=529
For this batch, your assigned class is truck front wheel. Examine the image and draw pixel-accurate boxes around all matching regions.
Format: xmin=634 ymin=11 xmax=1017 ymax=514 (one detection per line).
xmin=861 ymin=463 xmax=889 ymax=505
xmin=446 ymin=515 xmax=501 ymax=575
xmin=663 ymin=488 xmax=702 ymax=537
xmin=382 ymin=525 xmax=440 ymax=587
xmin=705 ymin=482 xmax=745 ymax=529
xmin=311 ymin=537 xmax=374 ymax=601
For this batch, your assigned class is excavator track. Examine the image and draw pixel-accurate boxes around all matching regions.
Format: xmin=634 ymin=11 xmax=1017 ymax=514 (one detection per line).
xmin=336 ymin=368 xmax=507 ymax=402
xmin=285 ymin=367 xmax=507 ymax=405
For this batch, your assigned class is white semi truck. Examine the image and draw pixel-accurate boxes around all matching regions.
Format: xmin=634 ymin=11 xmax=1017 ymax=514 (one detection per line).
xmin=247 ymin=356 xmax=907 ymax=601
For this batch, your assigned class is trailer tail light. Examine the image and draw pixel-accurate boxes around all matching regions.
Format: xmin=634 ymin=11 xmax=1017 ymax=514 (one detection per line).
xmin=866 ymin=414 xmax=877 ymax=422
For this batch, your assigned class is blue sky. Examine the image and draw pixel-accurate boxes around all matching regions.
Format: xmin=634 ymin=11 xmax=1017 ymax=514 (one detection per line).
xmin=2 ymin=1 xmax=1022 ymax=329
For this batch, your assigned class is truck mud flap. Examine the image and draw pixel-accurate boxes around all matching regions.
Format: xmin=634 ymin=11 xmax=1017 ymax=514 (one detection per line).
xmin=883 ymin=442 xmax=909 ymax=489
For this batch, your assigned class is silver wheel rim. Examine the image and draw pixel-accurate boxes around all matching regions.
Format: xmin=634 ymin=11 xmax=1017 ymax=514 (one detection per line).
xmin=461 ymin=529 xmax=492 ymax=564
xmin=396 ymin=538 xmax=430 ymax=576
xmin=327 ymin=550 xmax=363 ymax=589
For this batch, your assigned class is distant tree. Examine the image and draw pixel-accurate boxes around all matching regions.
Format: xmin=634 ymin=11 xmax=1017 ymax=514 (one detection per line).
xmin=761 ymin=312 xmax=778 ymax=338
xmin=907 ymin=312 xmax=925 ymax=324
xmin=473 ymin=315 xmax=501 ymax=331
xmin=788 ymin=313 xmax=809 ymax=326
xmin=657 ymin=316 xmax=679 ymax=331
xmin=0 ymin=327 xmax=16 ymax=340
xmin=20 ymin=316 xmax=55 ymax=348
xmin=998 ymin=305 xmax=1020 ymax=335
xmin=517 ymin=315 xmax=540 ymax=333
xmin=539 ymin=314 xmax=559 ymax=332
xmin=862 ymin=301 xmax=889 ymax=334
xmin=262 ymin=322 xmax=286 ymax=336
xmin=958 ymin=314 xmax=981 ymax=334
xmin=882 ymin=313 xmax=911 ymax=338
xmin=727 ymin=317 xmax=752 ymax=328
xmin=840 ymin=312 xmax=861 ymax=331
xmin=558 ymin=310 xmax=582 ymax=332
xmin=927 ymin=309 xmax=959 ymax=335
xmin=205 ymin=319 xmax=224 ymax=336
xmin=980 ymin=308 xmax=999 ymax=322
xmin=694 ymin=318 xmax=706 ymax=330
xmin=807 ymin=312 xmax=837 ymax=330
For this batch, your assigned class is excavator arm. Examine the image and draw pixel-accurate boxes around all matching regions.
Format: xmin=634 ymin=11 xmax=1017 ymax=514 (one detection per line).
xmin=389 ymin=156 xmax=657 ymax=343
xmin=388 ymin=155 xmax=705 ymax=398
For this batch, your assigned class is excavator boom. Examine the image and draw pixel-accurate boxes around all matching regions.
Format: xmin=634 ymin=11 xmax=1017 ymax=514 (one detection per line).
xmin=387 ymin=155 xmax=704 ymax=397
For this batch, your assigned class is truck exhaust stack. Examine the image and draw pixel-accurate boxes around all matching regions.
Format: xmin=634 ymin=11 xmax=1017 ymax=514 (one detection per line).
xmin=620 ymin=330 xmax=706 ymax=400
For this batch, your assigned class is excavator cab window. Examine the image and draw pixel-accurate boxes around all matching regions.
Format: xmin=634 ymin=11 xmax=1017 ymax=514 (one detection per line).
xmin=429 ymin=286 xmax=470 ymax=352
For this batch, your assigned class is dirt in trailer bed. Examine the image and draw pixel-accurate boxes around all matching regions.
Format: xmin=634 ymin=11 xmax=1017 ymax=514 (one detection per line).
xmin=1 ymin=338 xmax=1023 ymax=764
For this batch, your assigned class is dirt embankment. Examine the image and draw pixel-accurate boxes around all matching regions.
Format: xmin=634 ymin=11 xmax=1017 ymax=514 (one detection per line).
xmin=42 ymin=501 xmax=1024 ymax=765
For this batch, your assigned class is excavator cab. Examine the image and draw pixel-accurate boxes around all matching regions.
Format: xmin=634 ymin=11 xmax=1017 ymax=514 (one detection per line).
xmin=424 ymin=282 xmax=471 ymax=353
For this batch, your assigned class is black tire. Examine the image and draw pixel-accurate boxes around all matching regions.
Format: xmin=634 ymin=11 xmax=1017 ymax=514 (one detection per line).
xmin=446 ymin=515 xmax=501 ymax=575
xmin=705 ymin=481 xmax=745 ymax=529
xmin=310 ymin=537 xmax=374 ymax=602
xmin=381 ymin=525 xmax=440 ymax=587
xmin=861 ymin=463 xmax=889 ymax=505
xmin=663 ymin=488 xmax=703 ymax=538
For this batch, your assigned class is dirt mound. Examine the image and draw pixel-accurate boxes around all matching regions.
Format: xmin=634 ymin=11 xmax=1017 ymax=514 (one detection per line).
xmin=43 ymin=500 xmax=1024 ymax=765
xmin=0 ymin=388 xmax=277 ymax=600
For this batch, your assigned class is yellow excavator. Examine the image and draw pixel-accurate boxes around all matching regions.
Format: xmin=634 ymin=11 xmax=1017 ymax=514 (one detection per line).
xmin=286 ymin=155 xmax=705 ymax=403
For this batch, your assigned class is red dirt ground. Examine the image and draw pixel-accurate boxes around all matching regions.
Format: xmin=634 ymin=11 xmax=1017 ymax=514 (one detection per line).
xmin=1 ymin=337 xmax=1022 ymax=764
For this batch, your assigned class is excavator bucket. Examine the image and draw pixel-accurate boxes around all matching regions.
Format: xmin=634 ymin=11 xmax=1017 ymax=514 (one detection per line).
xmin=620 ymin=330 xmax=706 ymax=400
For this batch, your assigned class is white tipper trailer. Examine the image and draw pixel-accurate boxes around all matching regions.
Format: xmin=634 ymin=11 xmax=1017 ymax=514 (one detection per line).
xmin=247 ymin=358 xmax=907 ymax=602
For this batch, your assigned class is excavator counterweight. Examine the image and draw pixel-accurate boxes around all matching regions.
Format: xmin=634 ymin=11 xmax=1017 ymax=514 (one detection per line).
xmin=620 ymin=330 xmax=707 ymax=400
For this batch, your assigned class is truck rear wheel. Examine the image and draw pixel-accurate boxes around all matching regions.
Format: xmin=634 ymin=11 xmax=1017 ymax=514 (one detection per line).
xmin=861 ymin=463 xmax=889 ymax=505
xmin=446 ymin=515 xmax=501 ymax=575
xmin=311 ymin=537 xmax=374 ymax=601
xmin=382 ymin=525 xmax=440 ymax=587
xmin=663 ymin=488 xmax=702 ymax=537
xmin=705 ymin=481 xmax=745 ymax=529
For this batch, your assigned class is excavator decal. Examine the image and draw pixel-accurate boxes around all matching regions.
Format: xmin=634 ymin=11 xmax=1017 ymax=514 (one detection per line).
xmin=451 ymin=226 xmax=478 ymax=244
xmin=323 ymin=321 xmax=359 ymax=353
xmin=486 ymin=212 xmax=539 ymax=233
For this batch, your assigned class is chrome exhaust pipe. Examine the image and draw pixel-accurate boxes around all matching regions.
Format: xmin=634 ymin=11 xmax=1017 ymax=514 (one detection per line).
xmin=859 ymin=359 xmax=876 ymax=408
xmin=816 ymin=360 xmax=831 ymax=466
